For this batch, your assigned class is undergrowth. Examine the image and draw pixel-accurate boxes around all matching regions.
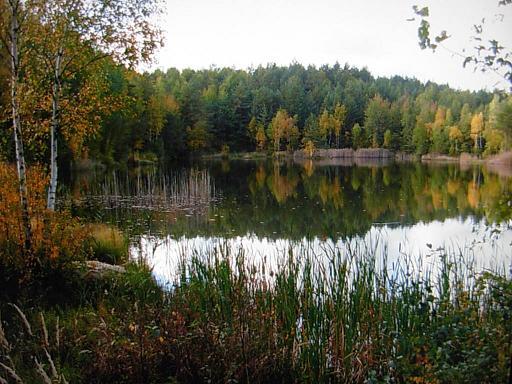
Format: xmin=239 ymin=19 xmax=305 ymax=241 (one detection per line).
xmin=1 ymin=246 xmax=510 ymax=383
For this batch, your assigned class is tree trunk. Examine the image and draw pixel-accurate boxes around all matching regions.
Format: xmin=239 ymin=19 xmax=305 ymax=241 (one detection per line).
xmin=9 ymin=0 xmax=32 ymax=253
xmin=47 ymin=47 xmax=63 ymax=211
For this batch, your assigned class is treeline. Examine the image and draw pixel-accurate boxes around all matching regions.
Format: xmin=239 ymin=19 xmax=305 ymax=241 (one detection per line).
xmin=2 ymin=62 xmax=512 ymax=165
xmin=84 ymin=63 xmax=512 ymax=164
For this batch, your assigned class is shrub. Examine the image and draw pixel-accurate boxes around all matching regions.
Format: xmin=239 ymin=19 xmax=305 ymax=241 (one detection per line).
xmin=0 ymin=163 xmax=90 ymax=291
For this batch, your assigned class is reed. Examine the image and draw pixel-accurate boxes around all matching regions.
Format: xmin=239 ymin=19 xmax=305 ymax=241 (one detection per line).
xmin=1 ymin=241 xmax=509 ymax=383
xmin=90 ymin=167 xmax=215 ymax=214
xmin=165 ymin=242 xmax=511 ymax=383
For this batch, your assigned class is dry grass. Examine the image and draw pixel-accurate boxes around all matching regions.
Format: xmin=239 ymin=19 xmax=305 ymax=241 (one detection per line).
xmin=87 ymin=223 xmax=128 ymax=265
xmin=0 ymin=305 xmax=68 ymax=384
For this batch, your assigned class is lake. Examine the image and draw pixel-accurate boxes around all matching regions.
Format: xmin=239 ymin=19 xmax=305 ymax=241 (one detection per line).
xmin=68 ymin=159 xmax=512 ymax=287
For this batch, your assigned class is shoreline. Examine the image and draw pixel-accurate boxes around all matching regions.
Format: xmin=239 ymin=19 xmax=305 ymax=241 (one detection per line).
xmin=202 ymin=149 xmax=512 ymax=177
xmin=202 ymin=149 xmax=512 ymax=165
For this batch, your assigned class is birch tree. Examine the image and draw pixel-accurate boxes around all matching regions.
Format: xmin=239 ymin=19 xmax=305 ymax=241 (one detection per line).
xmin=470 ymin=112 xmax=484 ymax=153
xmin=29 ymin=0 xmax=163 ymax=210
xmin=412 ymin=2 xmax=512 ymax=89
xmin=0 ymin=0 xmax=35 ymax=252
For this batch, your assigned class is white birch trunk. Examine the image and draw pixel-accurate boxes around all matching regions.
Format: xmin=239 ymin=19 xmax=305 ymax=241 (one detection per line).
xmin=47 ymin=47 xmax=62 ymax=211
xmin=9 ymin=0 xmax=32 ymax=251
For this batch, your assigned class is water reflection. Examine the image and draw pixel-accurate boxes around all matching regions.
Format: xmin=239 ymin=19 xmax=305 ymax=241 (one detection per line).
xmin=133 ymin=219 xmax=511 ymax=289
xmin=69 ymin=159 xmax=512 ymax=284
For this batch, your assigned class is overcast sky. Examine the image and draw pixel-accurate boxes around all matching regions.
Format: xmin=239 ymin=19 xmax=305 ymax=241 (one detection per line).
xmin=151 ymin=0 xmax=512 ymax=92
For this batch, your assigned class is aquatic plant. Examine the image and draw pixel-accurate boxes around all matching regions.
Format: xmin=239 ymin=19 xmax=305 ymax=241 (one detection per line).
xmin=72 ymin=243 xmax=510 ymax=383
xmin=0 ymin=193 xmax=509 ymax=383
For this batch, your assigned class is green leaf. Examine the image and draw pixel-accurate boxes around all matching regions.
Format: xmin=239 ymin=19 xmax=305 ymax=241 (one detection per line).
xmin=463 ymin=57 xmax=473 ymax=68
xmin=435 ymin=30 xmax=450 ymax=43
xmin=413 ymin=5 xmax=429 ymax=17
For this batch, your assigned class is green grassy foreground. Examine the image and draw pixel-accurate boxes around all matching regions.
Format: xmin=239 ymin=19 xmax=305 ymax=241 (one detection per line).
xmin=1 ymin=243 xmax=511 ymax=383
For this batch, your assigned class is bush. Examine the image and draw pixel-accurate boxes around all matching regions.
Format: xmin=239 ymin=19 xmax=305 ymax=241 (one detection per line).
xmin=0 ymin=163 xmax=90 ymax=294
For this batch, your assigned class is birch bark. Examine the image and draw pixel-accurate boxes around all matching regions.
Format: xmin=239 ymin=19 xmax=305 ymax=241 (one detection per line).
xmin=9 ymin=0 xmax=32 ymax=252
xmin=47 ymin=46 xmax=63 ymax=210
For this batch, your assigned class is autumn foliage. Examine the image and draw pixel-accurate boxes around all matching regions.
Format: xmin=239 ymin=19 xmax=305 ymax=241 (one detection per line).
xmin=0 ymin=162 xmax=88 ymax=278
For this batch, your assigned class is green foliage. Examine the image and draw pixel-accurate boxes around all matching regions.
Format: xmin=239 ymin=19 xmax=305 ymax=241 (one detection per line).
xmin=247 ymin=116 xmax=258 ymax=143
xmin=432 ymin=126 xmax=449 ymax=153
xmin=112 ymin=263 xmax=163 ymax=306
xmin=302 ymin=113 xmax=323 ymax=147
xmin=351 ymin=123 xmax=365 ymax=149
xmin=413 ymin=122 xmax=430 ymax=154
xmin=0 ymin=62 xmax=505 ymax=164
xmin=383 ymin=129 xmax=393 ymax=148
xmin=496 ymin=97 xmax=512 ymax=148
xmin=483 ymin=129 xmax=503 ymax=155
xmin=364 ymin=95 xmax=391 ymax=148
xmin=187 ymin=120 xmax=211 ymax=152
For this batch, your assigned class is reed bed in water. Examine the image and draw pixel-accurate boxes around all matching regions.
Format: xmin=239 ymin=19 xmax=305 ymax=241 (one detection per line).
xmin=87 ymin=168 xmax=216 ymax=213
xmin=166 ymin=243 xmax=511 ymax=383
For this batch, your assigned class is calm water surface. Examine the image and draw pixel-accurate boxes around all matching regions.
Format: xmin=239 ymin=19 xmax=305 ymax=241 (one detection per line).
xmin=69 ymin=159 xmax=512 ymax=286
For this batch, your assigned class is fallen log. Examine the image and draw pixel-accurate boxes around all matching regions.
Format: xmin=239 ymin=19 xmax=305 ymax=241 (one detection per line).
xmin=81 ymin=260 xmax=126 ymax=280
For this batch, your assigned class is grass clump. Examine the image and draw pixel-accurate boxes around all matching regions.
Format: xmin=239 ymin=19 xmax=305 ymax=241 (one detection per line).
xmin=87 ymin=223 xmax=128 ymax=265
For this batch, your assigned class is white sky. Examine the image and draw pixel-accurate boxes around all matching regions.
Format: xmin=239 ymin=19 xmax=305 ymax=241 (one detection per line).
xmin=151 ymin=0 xmax=512 ymax=92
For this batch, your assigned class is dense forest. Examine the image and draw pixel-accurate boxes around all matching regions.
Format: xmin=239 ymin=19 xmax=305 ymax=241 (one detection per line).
xmin=2 ymin=61 xmax=512 ymax=166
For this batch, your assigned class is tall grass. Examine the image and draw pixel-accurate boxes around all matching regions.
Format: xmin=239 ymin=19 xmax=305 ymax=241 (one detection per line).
xmin=87 ymin=223 xmax=128 ymax=264
xmin=165 ymin=243 xmax=511 ymax=383
xmin=1 ymin=240 xmax=509 ymax=383
xmin=0 ymin=304 xmax=69 ymax=383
